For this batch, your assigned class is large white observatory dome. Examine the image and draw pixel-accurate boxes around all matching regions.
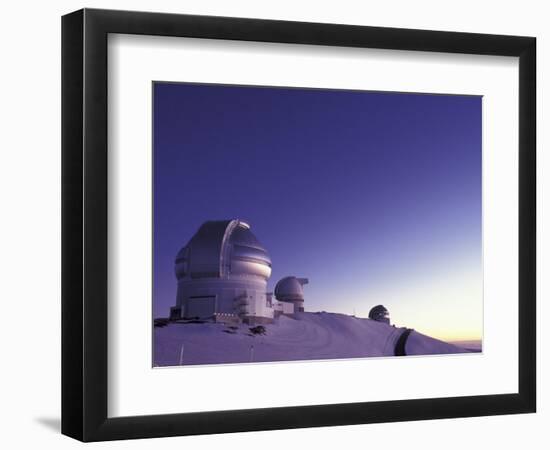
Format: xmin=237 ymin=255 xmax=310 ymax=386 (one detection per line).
xmin=175 ymin=219 xmax=272 ymax=281
xmin=172 ymin=220 xmax=274 ymax=323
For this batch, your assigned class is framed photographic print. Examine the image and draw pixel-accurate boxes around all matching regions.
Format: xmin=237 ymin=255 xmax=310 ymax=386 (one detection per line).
xmin=61 ymin=8 xmax=536 ymax=442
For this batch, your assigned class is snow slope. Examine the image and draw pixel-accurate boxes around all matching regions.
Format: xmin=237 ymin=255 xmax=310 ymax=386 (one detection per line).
xmin=154 ymin=312 xmax=469 ymax=367
xmin=405 ymin=330 xmax=471 ymax=355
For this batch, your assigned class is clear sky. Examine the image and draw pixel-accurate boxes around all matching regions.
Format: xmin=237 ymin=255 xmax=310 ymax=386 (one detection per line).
xmin=153 ymin=82 xmax=482 ymax=342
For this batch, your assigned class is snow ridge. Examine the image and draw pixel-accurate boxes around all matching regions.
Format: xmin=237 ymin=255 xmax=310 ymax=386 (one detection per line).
xmin=154 ymin=312 xmax=469 ymax=367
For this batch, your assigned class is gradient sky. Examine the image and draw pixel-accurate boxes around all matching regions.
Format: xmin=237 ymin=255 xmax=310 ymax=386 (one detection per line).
xmin=153 ymin=82 xmax=482 ymax=342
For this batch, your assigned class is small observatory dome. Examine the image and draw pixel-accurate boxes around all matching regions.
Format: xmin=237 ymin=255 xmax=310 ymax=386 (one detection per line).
xmin=175 ymin=219 xmax=272 ymax=281
xmin=275 ymin=276 xmax=309 ymax=313
xmin=369 ymin=305 xmax=390 ymax=325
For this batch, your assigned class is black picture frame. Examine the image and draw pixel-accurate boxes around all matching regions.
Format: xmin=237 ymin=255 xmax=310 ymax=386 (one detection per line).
xmin=61 ymin=8 xmax=536 ymax=442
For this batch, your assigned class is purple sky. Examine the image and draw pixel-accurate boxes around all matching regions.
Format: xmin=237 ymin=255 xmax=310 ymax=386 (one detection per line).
xmin=153 ymin=83 xmax=482 ymax=341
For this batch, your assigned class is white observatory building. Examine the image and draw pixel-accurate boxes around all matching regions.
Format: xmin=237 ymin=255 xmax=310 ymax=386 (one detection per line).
xmin=275 ymin=276 xmax=309 ymax=313
xmin=171 ymin=219 xmax=306 ymax=325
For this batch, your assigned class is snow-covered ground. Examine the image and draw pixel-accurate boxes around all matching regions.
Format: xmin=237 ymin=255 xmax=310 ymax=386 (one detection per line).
xmin=449 ymin=340 xmax=483 ymax=352
xmin=154 ymin=312 xmax=470 ymax=367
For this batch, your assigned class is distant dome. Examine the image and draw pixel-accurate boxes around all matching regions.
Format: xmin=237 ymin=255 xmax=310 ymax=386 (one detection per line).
xmin=369 ymin=305 xmax=390 ymax=324
xmin=275 ymin=276 xmax=309 ymax=301
xmin=175 ymin=219 xmax=271 ymax=281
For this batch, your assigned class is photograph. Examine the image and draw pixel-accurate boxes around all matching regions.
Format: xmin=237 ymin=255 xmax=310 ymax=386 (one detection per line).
xmin=0 ymin=1 xmax=542 ymax=446
xmin=152 ymin=82 xmax=483 ymax=367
